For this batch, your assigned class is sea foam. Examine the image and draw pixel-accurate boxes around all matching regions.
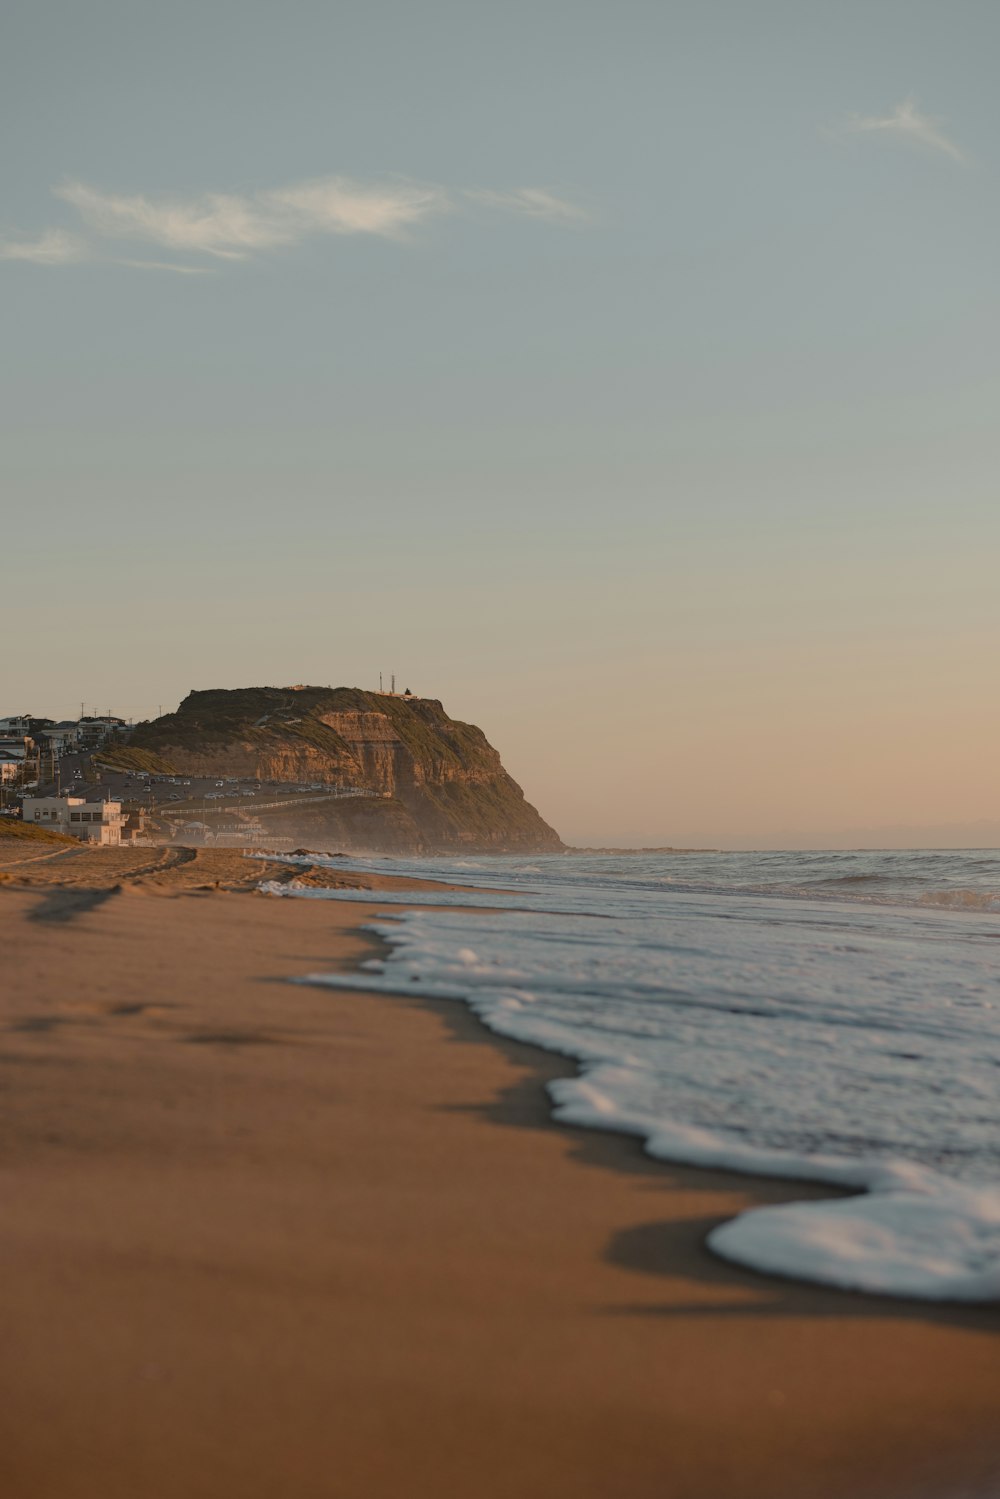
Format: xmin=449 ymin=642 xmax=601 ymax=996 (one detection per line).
xmin=266 ymin=850 xmax=1000 ymax=1302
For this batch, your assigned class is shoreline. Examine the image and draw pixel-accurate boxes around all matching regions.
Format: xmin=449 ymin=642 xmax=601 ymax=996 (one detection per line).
xmin=0 ymin=849 xmax=997 ymax=1497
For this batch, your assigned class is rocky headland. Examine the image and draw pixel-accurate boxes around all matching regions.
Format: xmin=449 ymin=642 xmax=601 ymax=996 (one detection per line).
xmin=112 ymin=686 xmax=563 ymax=854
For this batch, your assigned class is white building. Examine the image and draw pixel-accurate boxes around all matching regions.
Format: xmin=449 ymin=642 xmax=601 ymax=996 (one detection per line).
xmin=22 ymin=796 xmax=123 ymax=846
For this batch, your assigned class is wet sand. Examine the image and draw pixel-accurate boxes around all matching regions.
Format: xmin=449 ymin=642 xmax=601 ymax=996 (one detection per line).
xmin=0 ymin=848 xmax=997 ymax=1499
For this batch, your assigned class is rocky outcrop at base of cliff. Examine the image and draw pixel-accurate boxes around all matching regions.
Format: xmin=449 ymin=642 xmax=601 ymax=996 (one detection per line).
xmin=127 ymin=686 xmax=563 ymax=854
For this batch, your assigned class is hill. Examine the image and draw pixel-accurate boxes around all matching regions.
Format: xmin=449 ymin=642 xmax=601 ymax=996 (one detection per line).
xmin=0 ymin=819 xmax=76 ymax=846
xmin=127 ymin=687 xmax=563 ymax=854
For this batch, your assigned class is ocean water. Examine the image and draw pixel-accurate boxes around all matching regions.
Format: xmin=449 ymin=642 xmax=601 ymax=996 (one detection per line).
xmin=262 ymin=849 xmax=1000 ymax=1302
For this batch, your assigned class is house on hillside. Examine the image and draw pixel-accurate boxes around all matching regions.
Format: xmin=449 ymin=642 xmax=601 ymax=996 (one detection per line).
xmin=78 ymin=717 xmax=126 ymax=747
xmin=0 ymin=752 xmax=21 ymax=784
xmin=0 ymin=737 xmax=33 ymax=765
xmin=37 ymin=722 xmax=84 ymax=756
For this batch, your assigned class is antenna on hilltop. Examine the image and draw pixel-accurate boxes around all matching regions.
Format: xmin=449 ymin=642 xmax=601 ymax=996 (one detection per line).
xmin=380 ymin=672 xmax=383 ymax=693
xmin=391 ymin=673 xmax=395 ymax=694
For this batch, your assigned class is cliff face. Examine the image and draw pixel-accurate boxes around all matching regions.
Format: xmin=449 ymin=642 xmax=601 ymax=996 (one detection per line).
xmin=128 ymin=687 xmax=563 ymax=854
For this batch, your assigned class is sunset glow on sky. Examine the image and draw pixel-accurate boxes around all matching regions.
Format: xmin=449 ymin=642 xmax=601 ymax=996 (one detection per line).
xmin=5 ymin=1 xmax=998 ymax=846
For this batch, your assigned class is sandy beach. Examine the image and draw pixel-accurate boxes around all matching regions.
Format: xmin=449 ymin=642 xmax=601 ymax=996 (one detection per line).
xmin=0 ymin=845 xmax=997 ymax=1499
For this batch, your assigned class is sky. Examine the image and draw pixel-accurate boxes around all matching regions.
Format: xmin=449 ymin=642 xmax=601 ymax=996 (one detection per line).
xmin=4 ymin=0 xmax=999 ymax=848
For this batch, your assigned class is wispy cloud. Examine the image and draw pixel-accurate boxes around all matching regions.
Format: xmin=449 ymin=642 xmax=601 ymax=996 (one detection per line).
xmin=844 ymin=99 xmax=965 ymax=162
xmin=114 ymin=258 xmax=216 ymax=275
xmin=55 ymin=176 xmax=447 ymax=260
xmin=0 ymin=228 xmax=86 ymax=264
xmin=3 ymin=173 xmax=585 ymax=273
xmin=266 ymin=179 xmax=451 ymax=238
xmin=465 ymin=187 xmax=587 ymax=223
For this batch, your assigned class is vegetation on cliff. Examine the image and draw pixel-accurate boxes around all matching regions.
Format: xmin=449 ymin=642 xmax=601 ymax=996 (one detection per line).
xmin=95 ymin=745 xmax=177 ymax=775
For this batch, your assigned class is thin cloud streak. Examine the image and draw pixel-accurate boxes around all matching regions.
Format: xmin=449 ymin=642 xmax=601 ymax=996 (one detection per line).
xmin=845 ymin=99 xmax=965 ymax=162
xmin=4 ymin=174 xmax=585 ymax=272
xmin=114 ymin=258 xmax=217 ymax=275
xmin=465 ymin=187 xmax=587 ymax=222
xmin=56 ymin=176 xmax=447 ymax=259
xmin=266 ymin=179 xmax=451 ymax=238
xmin=0 ymin=228 xmax=86 ymax=264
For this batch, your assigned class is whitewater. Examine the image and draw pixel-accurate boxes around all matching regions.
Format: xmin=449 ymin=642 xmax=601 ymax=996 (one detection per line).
xmin=261 ymin=849 xmax=1000 ymax=1303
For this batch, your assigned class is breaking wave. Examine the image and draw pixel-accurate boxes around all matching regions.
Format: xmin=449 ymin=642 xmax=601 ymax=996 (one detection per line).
xmin=266 ymin=848 xmax=1000 ymax=1302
